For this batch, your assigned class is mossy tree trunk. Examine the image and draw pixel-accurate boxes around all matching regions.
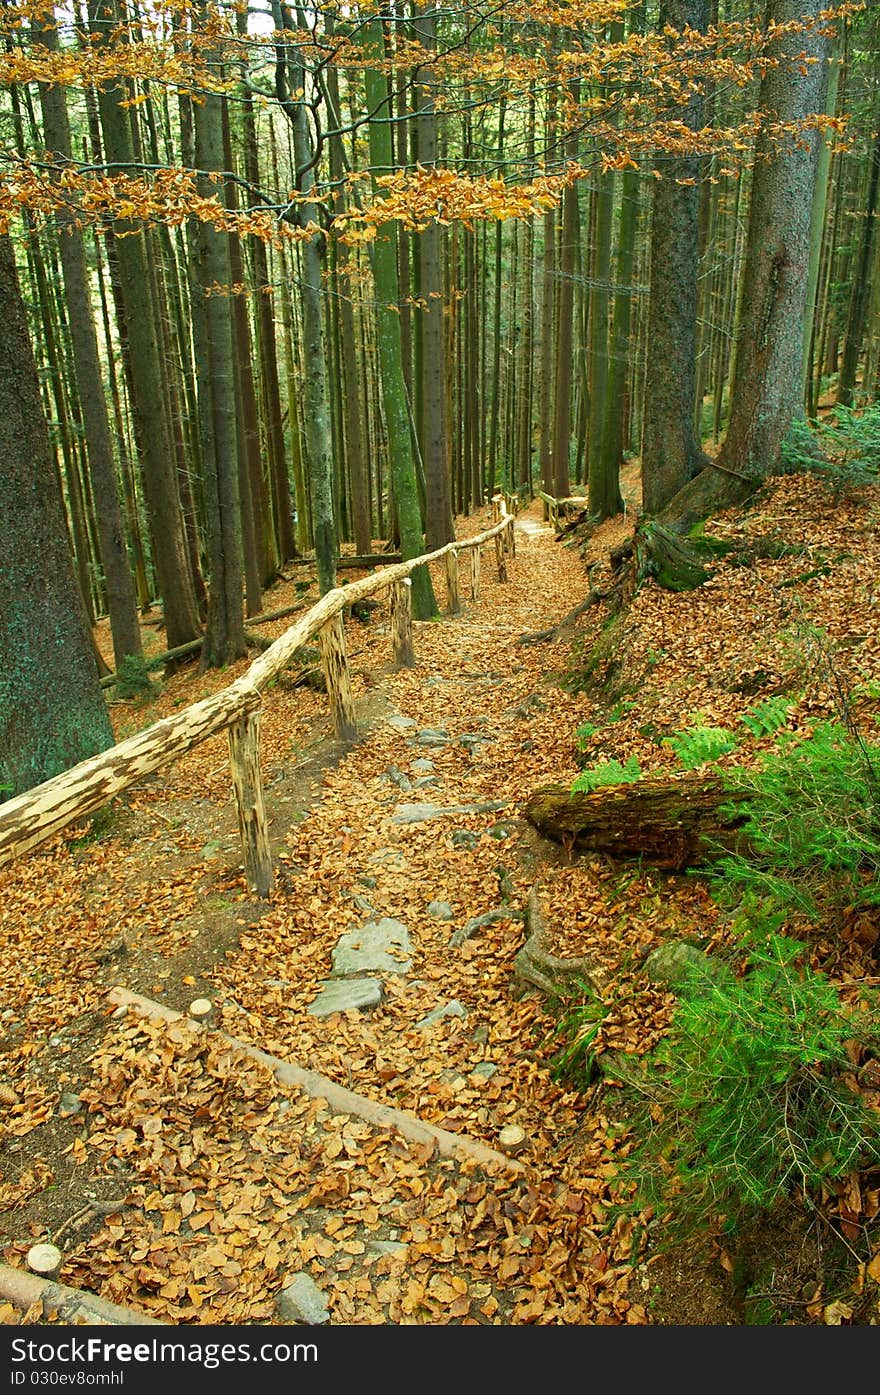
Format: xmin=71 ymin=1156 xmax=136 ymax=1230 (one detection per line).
xmin=0 ymin=233 xmax=115 ymax=798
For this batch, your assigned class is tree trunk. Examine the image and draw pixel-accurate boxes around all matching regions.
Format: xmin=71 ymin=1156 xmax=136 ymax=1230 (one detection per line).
xmin=641 ymin=0 xmax=709 ymax=516
xmin=716 ymin=0 xmax=828 ymax=480
xmin=0 ymin=233 xmax=115 ymax=797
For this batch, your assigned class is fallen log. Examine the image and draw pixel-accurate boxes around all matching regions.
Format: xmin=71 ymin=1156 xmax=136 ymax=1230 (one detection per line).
xmin=108 ymin=987 xmax=525 ymax=1176
xmin=0 ymin=1262 xmax=165 ymax=1325
xmin=524 ymin=774 xmax=751 ymax=870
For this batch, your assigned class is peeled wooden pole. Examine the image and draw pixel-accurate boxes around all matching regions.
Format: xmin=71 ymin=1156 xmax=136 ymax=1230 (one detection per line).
xmin=107 ymin=986 xmax=525 ymax=1174
xmin=470 ymin=546 xmax=481 ymax=601
xmin=494 ymin=531 xmax=508 ymax=582
xmin=445 ymin=548 xmax=462 ymax=615
xmin=227 ymin=709 xmax=273 ymax=896
xmin=0 ymin=684 xmax=260 ymax=869
xmin=320 ymin=613 xmax=357 ymax=741
xmin=390 ymin=577 xmax=415 ymax=667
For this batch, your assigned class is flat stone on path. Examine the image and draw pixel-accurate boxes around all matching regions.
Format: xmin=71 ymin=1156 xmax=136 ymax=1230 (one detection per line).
xmin=331 ymin=918 xmax=412 ymax=976
xmin=416 ymin=728 xmax=451 ymax=747
xmin=386 ymin=713 xmax=417 ymax=730
xmin=308 ymin=978 xmax=384 ymax=1018
xmin=416 ymin=1000 xmax=467 ymax=1029
xmin=275 ymin=1273 xmax=330 ymax=1324
xmin=427 ymin=900 xmax=454 ymax=920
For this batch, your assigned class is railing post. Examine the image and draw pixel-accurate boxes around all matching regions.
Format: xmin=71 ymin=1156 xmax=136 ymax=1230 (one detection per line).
xmin=390 ymin=577 xmax=415 ymax=667
xmin=469 ymin=546 xmax=481 ymax=601
xmin=445 ymin=548 xmax=462 ymax=615
xmin=320 ymin=612 xmax=357 ymax=741
xmin=227 ymin=707 xmax=273 ymax=898
xmin=494 ymin=530 xmax=508 ymax=582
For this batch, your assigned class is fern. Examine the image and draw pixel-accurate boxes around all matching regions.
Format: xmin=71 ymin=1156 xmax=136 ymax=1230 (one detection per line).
xmin=663 ymin=724 xmax=739 ymax=770
xmin=738 ymin=696 xmax=791 ymax=739
xmin=571 ymin=754 xmax=642 ymax=794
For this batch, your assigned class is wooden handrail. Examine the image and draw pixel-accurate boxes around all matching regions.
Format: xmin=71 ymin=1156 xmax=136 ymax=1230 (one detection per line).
xmin=0 ymin=503 xmax=517 ymax=889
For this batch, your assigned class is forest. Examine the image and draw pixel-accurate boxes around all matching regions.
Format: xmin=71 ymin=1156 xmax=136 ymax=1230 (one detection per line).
xmin=1 ymin=0 xmax=880 ymax=1335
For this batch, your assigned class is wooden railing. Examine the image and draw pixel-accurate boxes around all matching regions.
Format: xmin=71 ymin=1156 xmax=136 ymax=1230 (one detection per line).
xmin=0 ymin=498 xmax=518 ymax=896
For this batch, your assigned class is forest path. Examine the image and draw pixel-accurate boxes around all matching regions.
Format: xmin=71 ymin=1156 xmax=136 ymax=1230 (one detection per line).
xmin=1 ymin=499 xmax=651 ymax=1326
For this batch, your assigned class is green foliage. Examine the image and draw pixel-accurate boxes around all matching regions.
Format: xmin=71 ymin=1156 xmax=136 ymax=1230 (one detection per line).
xmin=546 ymin=983 xmax=607 ymax=1088
xmin=575 ymin=721 xmax=599 ymax=749
xmin=738 ymin=696 xmax=791 ymax=740
xmin=571 ymin=754 xmax=642 ymax=794
xmin=662 ymin=724 xmax=739 ymax=770
xmin=712 ymin=721 xmax=880 ymax=919
xmin=112 ymin=654 xmax=156 ymax=700
xmin=778 ymin=408 xmax=880 ymax=498
xmin=613 ymin=935 xmax=880 ymax=1240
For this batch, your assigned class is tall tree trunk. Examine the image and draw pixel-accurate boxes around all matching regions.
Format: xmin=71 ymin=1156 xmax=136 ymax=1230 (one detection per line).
xmin=641 ymin=0 xmax=709 ymax=517
xmin=0 ymin=233 xmax=114 ymax=797
xmin=363 ymin=15 xmax=437 ymax=618
xmin=88 ymin=0 xmax=201 ymax=653
xmin=716 ymin=0 xmax=828 ymax=481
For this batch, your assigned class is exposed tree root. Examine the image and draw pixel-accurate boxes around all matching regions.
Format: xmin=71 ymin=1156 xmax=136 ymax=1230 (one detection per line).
xmin=513 ymin=886 xmax=599 ymax=998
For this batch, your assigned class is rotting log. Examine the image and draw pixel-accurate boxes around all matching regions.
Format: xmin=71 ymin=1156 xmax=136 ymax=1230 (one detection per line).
xmin=445 ymin=548 xmax=462 ymax=615
xmin=107 ymin=986 xmax=525 ymax=1175
xmin=227 ymin=709 xmax=273 ymax=897
xmin=470 ymin=547 xmax=481 ymax=601
xmin=524 ymin=774 xmax=751 ymax=870
xmin=390 ymin=578 xmax=415 ymax=667
xmin=0 ymin=683 xmax=261 ymax=870
xmin=319 ymin=613 xmax=357 ymax=742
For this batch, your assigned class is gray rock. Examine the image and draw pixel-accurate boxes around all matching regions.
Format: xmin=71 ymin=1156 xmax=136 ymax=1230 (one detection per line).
xmin=331 ymin=918 xmax=412 ymax=976
xmin=385 ymin=766 xmax=413 ymax=792
xmin=58 ymin=1093 xmax=83 ymax=1117
xmin=348 ymin=893 xmax=376 ymax=916
xmin=366 ymin=1239 xmax=408 ymax=1259
xmin=427 ymin=900 xmax=454 ymax=920
xmin=411 ymin=758 xmax=435 ymax=774
xmin=643 ymin=941 xmax=722 ymax=993
xmin=470 ymin=1062 xmax=497 ymax=1080
xmin=386 ymin=713 xmax=417 ymax=730
xmin=413 ymin=776 xmax=439 ymax=789
xmin=275 ymin=1273 xmax=330 ymax=1325
xmin=416 ymin=1000 xmax=467 ymax=1029
xmin=459 ymin=732 xmax=495 ymax=750
xmin=488 ymin=821 xmax=516 ymax=840
xmin=391 ymin=802 xmax=452 ymax=824
xmin=451 ymin=830 xmax=479 ymax=851
xmin=416 ymin=728 xmax=451 ymax=747
xmin=308 ymin=979 xmax=384 ymax=1018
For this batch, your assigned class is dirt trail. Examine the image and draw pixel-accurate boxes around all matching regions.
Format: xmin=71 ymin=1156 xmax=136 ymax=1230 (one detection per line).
xmin=1 ymin=501 xmax=653 ymax=1326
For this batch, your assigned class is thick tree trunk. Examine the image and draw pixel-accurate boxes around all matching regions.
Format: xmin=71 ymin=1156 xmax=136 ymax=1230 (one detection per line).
xmin=716 ymin=0 xmax=827 ymax=479
xmin=641 ymin=0 xmax=709 ymax=516
xmin=524 ymin=774 xmax=750 ymax=869
xmin=0 ymin=234 xmax=114 ymax=798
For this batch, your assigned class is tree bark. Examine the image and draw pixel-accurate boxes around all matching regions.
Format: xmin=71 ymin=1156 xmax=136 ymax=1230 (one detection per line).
xmin=0 ymin=233 xmax=115 ymax=798
xmin=525 ymin=774 xmax=750 ymax=869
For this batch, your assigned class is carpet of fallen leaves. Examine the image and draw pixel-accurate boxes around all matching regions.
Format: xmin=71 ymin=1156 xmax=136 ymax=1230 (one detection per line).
xmin=2 ymin=474 xmax=880 ymax=1326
